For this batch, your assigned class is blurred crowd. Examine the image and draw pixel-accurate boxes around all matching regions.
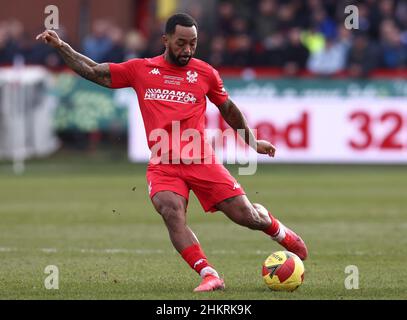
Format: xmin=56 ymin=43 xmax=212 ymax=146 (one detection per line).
xmin=199 ymin=0 xmax=407 ymax=77
xmin=0 ymin=19 xmax=148 ymax=69
xmin=0 ymin=0 xmax=407 ymax=77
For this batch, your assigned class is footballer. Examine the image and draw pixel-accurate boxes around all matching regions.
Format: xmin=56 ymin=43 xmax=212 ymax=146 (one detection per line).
xmin=36 ymin=13 xmax=308 ymax=292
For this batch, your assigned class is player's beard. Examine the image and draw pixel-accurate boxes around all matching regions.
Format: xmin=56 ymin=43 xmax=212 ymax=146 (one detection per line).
xmin=169 ymin=47 xmax=192 ymax=66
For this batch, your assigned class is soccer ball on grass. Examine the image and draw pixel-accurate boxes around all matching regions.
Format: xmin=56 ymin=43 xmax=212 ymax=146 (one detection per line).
xmin=262 ymin=250 xmax=305 ymax=291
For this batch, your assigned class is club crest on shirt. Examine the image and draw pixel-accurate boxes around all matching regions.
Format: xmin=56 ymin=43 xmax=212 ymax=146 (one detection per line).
xmin=186 ymin=70 xmax=198 ymax=83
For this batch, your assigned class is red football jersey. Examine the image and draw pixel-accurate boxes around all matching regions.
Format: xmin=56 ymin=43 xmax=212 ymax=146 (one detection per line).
xmin=109 ymin=55 xmax=228 ymax=163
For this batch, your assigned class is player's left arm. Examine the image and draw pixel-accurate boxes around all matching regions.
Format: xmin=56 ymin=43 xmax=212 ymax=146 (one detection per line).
xmin=217 ymin=98 xmax=276 ymax=157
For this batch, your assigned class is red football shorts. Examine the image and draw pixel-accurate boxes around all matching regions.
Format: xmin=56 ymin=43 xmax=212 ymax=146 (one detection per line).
xmin=146 ymin=162 xmax=245 ymax=212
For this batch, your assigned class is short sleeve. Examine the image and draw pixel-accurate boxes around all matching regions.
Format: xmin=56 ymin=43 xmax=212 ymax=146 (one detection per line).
xmin=109 ymin=59 xmax=140 ymax=89
xmin=207 ymin=67 xmax=229 ymax=106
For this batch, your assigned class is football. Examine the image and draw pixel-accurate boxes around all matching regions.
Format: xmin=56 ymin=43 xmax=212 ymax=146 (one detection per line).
xmin=262 ymin=250 xmax=305 ymax=291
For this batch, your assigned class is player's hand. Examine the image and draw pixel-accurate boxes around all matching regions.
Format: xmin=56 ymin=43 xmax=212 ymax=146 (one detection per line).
xmin=256 ymin=140 xmax=276 ymax=157
xmin=35 ymin=30 xmax=63 ymax=48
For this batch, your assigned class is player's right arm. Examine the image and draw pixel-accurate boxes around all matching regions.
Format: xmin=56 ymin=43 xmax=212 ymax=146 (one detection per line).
xmin=36 ymin=30 xmax=111 ymax=88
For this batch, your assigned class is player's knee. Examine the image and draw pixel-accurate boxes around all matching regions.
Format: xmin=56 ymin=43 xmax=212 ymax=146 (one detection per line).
xmin=243 ymin=206 xmax=270 ymax=230
xmin=252 ymin=203 xmax=272 ymax=226
xmin=235 ymin=205 xmax=266 ymax=230
xmin=157 ymin=204 xmax=185 ymax=228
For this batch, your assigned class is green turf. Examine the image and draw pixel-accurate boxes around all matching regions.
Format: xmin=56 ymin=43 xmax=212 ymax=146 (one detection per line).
xmin=0 ymin=155 xmax=406 ymax=299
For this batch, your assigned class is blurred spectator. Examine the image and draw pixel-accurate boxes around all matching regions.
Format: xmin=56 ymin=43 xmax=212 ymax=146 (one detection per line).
xmin=379 ymin=20 xmax=407 ymax=68
xmin=307 ymin=36 xmax=350 ymax=75
xmin=217 ymin=1 xmax=236 ymax=36
xmin=230 ymin=15 xmax=250 ymax=37
xmin=103 ymin=26 xmax=125 ymax=63
xmin=0 ymin=23 xmax=13 ymax=64
xmin=311 ymin=7 xmax=337 ymax=39
xmin=228 ymin=33 xmax=254 ymax=66
xmin=307 ymin=26 xmax=351 ymax=75
xmin=379 ymin=0 xmax=400 ymax=24
xmin=301 ymin=28 xmax=325 ymax=54
xmin=208 ymin=35 xmax=229 ymax=67
xmin=255 ymin=0 xmax=279 ymax=42
xmin=144 ymin=17 xmax=166 ymax=57
xmin=185 ymin=1 xmax=212 ymax=60
xmin=260 ymin=32 xmax=285 ymax=66
xmin=6 ymin=19 xmax=29 ymax=63
xmin=290 ymin=0 xmax=310 ymax=29
xmin=368 ymin=0 xmax=404 ymax=40
xmin=357 ymin=3 xmax=374 ymax=35
xmin=347 ymin=32 xmax=380 ymax=78
xmin=396 ymin=0 xmax=407 ymax=30
xmin=277 ymin=4 xmax=299 ymax=32
xmin=82 ymin=19 xmax=113 ymax=63
xmin=123 ymin=30 xmax=147 ymax=60
xmin=307 ymin=0 xmax=323 ymax=11
xmin=224 ymin=15 xmax=254 ymax=66
xmin=282 ymin=28 xmax=309 ymax=76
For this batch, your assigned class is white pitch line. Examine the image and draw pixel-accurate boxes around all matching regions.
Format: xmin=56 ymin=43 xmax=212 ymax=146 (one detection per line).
xmin=76 ymin=248 xmax=165 ymax=254
xmin=41 ymin=248 xmax=58 ymax=253
xmin=0 ymin=247 xmax=17 ymax=252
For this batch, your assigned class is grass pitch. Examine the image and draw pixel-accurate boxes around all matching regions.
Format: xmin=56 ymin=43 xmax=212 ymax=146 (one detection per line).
xmin=0 ymin=154 xmax=406 ymax=300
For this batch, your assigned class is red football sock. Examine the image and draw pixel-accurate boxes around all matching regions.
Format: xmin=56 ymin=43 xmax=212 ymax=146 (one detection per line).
xmin=263 ymin=211 xmax=280 ymax=237
xmin=181 ymin=243 xmax=211 ymax=275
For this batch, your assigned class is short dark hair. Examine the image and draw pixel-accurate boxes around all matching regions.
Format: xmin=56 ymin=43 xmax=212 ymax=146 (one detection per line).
xmin=165 ymin=13 xmax=198 ymax=35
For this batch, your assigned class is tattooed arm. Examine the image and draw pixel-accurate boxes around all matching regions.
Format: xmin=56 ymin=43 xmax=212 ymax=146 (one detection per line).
xmin=217 ymin=98 xmax=276 ymax=157
xmin=36 ymin=30 xmax=111 ymax=88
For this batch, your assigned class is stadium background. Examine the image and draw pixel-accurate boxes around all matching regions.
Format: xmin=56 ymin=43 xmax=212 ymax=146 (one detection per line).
xmin=0 ymin=0 xmax=406 ymax=299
